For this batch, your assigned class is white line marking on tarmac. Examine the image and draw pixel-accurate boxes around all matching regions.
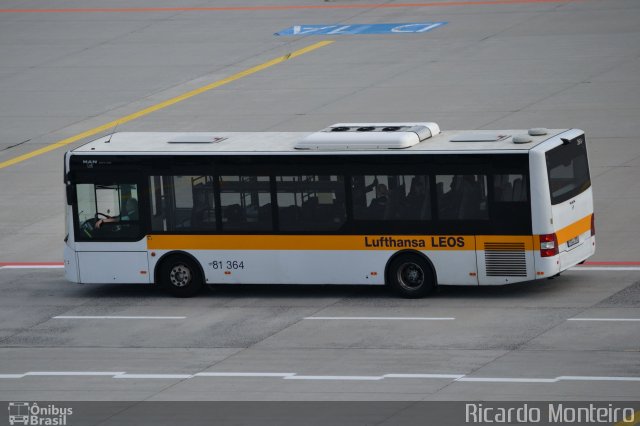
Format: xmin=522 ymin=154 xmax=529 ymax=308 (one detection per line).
xmin=556 ymin=375 xmax=640 ymax=382
xmin=284 ymin=375 xmax=383 ymax=381
xmin=459 ymin=375 xmax=640 ymax=383
xmin=305 ymin=317 xmax=455 ymax=321
xmin=568 ymin=318 xmax=640 ymax=322
xmin=113 ymin=374 xmax=193 ymax=379
xmin=384 ymin=373 xmax=465 ymax=379
xmin=53 ymin=316 xmax=186 ymax=320
xmin=195 ymin=372 xmax=295 ymax=378
xmin=457 ymin=377 xmax=558 ymax=383
xmin=25 ymin=371 xmax=125 ymax=376
xmin=2 ymin=372 xmax=639 ymax=383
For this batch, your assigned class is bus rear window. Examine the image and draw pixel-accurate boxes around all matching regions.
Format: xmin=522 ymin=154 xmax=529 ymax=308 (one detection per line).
xmin=546 ymin=137 xmax=591 ymax=205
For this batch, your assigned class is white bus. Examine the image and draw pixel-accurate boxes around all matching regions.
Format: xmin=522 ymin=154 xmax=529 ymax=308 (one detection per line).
xmin=63 ymin=122 xmax=595 ymax=297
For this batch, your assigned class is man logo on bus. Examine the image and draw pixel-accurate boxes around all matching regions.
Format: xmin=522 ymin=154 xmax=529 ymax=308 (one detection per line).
xmin=82 ymin=159 xmax=97 ymax=168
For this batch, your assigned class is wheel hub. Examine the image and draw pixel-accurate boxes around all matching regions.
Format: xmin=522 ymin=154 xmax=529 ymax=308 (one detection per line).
xmin=169 ymin=264 xmax=191 ymax=287
xmin=398 ymin=262 xmax=424 ymax=289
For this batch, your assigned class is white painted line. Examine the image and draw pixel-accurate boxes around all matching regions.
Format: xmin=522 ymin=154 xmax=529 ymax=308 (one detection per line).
xmin=195 ymin=372 xmax=295 ymax=378
xmin=568 ymin=318 xmax=640 ymax=322
xmin=53 ymin=316 xmax=186 ymax=320
xmin=384 ymin=373 xmax=465 ymax=379
xmin=558 ymin=375 xmax=640 ymax=382
xmin=305 ymin=317 xmax=455 ymax=321
xmin=113 ymin=374 xmax=193 ymax=379
xmin=2 ymin=371 xmax=639 ymax=384
xmin=25 ymin=371 xmax=124 ymax=376
xmin=457 ymin=376 xmax=640 ymax=383
xmin=284 ymin=375 xmax=383 ymax=381
xmin=457 ymin=377 xmax=558 ymax=383
xmin=571 ymin=267 xmax=640 ymax=271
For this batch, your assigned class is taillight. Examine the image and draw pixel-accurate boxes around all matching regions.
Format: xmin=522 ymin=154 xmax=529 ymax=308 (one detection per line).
xmin=540 ymin=233 xmax=558 ymax=257
xmin=591 ymin=214 xmax=595 ymax=236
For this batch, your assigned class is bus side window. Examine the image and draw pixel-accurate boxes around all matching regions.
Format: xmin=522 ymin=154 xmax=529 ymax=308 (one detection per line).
xmin=173 ymin=176 xmax=194 ymax=230
xmin=219 ymin=176 xmax=272 ymax=232
xmin=149 ymin=176 xmax=216 ymax=232
xmin=395 ymin=175 xmax=431 ymax=220
xmin=437 ymin=174 xmax=488 ymax=220
xmin=149 ymin=176 xmax=167 ymax=232
xmin=491 ymin=173 xmax=531 ymax=233
xmin=276 ymin=175 xmax=345 ymax=231
xmin=191 ymin=176 xmax=216 ymax=230
xmin=351 ymin=175 xmax=388 ymax=220
xmin=173 ymin=175 xmax=216 ymax=231
xmin=494 ymin=174 xmax=528 ymax=202
xmin=351 ymin=175 xmax=431 ymax=221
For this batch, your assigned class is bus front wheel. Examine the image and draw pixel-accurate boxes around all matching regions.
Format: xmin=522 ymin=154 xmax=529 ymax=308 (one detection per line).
xmin=159 ymin=255 xmax=204 ymax=298
xmin=387 ymin=253 xmax=436 ymax=298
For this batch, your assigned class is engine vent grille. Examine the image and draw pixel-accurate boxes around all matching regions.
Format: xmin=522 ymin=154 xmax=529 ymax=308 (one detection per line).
xmin=484 ymin=242 xmax=527 ymax=277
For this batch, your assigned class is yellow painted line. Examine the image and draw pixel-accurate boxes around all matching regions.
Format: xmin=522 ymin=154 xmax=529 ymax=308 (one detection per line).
xmin=0 ymin=40 xmax=334 ymax=171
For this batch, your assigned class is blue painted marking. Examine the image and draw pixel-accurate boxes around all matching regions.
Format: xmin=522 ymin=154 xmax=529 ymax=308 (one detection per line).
xmin=275 ymin=22 xmax=447 ymax=36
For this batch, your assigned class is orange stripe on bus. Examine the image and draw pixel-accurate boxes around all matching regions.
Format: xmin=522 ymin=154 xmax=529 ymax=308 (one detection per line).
xmin=556 ymin=214 xmax=592 ymax=245
xmin=143 ymin=235 xmax=558 ymax=251
xmin=147 ymin=229 xmax=589 ymax=252
xmin=147 ymin=235 xmax=479 ymax=251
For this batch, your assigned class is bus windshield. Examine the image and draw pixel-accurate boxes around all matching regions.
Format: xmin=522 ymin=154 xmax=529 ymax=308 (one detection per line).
xmin=546 ymin=136 xmax=591 ymax=205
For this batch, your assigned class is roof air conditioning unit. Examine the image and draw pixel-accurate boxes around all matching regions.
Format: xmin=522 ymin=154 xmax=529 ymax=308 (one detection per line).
xmin=295 ymin=122 xmax=440 ymax=150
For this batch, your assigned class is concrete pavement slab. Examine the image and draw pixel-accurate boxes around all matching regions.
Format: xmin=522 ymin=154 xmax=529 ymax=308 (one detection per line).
xmin=255 ymin=307 xmax=578 ymax=350
xmin=1 ymin=306 xmax=320 ymax=348
xmin=523 ymin=307 xmax=640 ymax=351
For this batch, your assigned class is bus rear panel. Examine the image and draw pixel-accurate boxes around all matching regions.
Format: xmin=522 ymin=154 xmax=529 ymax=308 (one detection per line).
xmin=532 ymin=131 xmax=595 ymax=278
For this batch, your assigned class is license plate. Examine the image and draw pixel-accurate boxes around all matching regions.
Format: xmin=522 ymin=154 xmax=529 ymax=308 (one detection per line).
xmin=567 ymin=236 xmax=579 ymax=247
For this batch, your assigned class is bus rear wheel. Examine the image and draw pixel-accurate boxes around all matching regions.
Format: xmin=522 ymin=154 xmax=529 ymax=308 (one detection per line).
xmin=159 ymin=255 xmax=204 ymax=298
xmin=387 ymin=253 xmax=436 ymax=298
